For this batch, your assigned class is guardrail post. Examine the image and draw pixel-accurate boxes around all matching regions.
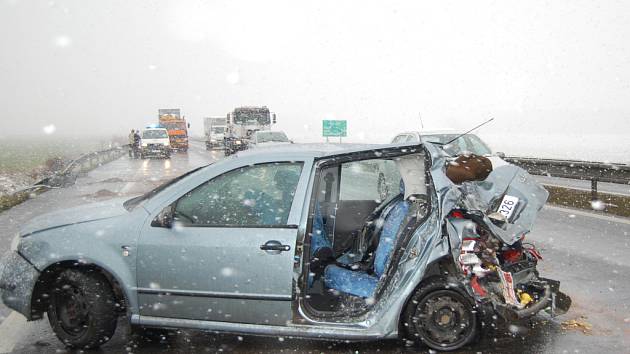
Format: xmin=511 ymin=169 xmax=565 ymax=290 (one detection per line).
xmin=591 ymin=178 xmax=598 ymax=201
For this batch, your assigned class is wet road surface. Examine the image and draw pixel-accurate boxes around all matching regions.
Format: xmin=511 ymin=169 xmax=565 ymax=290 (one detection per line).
xmin=1 ymin=142 xmax=629 ymax=353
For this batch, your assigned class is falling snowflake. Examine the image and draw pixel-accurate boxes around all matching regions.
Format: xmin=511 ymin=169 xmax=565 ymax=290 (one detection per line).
xmin=226 ymin=70 xmax=240 ymax=85
xmin=43 ymin=124 xmax=56 ymax=135
xmin=590 ymin=200 xmax=606 ymax=211
xmin=54 ymin=35 xmax=72 ymax=48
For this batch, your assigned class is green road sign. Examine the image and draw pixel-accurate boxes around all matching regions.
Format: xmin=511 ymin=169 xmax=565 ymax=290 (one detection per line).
xmin=322 ymin=120 xmax=347 ymax=137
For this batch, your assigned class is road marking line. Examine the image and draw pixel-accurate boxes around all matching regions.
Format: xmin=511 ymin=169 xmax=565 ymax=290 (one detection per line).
xmin=0 ymin=311 xmax=26 ymax=353
xmin=544 ymin=204 xmax=630 ymax=226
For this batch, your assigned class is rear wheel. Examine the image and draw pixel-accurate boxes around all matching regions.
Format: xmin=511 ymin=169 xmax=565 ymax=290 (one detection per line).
xmin=48 ymin=269 xmax=118 ymax=349
xmin=402 ymin=278 xmax=478 ymax=351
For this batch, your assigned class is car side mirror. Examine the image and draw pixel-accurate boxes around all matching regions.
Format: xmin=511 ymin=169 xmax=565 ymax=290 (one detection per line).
xmin=187 ymin=123 xmax=191 ymax=128
xmin=496 ymin=151 xmax=506 ymax=159
xmin=151 ymin=205 xmax=174 ymax=228
xmin=272 ymin=113 xmax=277 ymax=124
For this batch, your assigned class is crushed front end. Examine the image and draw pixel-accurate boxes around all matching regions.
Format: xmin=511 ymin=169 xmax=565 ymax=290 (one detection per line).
xmin=426 ymin=145 xmax=571 ymax=325
xmin=446 ymin=209 xmax=571 ymax=322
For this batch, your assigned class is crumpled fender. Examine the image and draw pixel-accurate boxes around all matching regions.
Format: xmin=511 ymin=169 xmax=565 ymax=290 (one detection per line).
xmin=424 ymin=143 xmax=548 ymax=246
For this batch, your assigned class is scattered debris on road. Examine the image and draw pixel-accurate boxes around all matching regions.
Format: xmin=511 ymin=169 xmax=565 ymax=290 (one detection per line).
xmin=561 ymin=316 xmax=593 ymax=334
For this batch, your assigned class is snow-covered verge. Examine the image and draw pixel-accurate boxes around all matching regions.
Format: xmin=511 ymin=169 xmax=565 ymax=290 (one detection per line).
xmin=0 ymin=173 xmax=34 ymax=197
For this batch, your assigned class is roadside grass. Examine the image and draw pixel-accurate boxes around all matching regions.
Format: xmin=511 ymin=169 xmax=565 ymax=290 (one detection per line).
xmin=0 ymin=187 xmax=44 ymax=212
xmin=0 ymin=136 xmax=118 ymax=173
xmin=545 ymin=185 xmax=630 ymax=218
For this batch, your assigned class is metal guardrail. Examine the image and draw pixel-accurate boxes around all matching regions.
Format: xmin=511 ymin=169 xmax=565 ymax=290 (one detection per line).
xmin=1 ymin=145 xmax=127 ymax=211
xmin=34 ymin=145 xmax=128 ymax=188
xmin=505 ymin=156 xmax=630 ymax=200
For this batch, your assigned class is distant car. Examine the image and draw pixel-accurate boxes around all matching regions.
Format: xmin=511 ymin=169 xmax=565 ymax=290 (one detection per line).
xmin=0 ymin=143 xmax=569 ymax=351
xmin=391 ymin=130 xmax=505 ymax=160
xmin=140 ymin=128 xmax=171 ymax=159
xmin=249 ymin=130 xmax=291 ymax=148
xmin=381 ymin=131 xmax=508 ymax=200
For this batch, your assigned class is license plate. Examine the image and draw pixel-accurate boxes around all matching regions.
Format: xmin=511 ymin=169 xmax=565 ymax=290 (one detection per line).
xmin=497 ymin=195 xmax=519 ymax=221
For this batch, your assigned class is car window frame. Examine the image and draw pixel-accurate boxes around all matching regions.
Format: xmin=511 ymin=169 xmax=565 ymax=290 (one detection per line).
xmin=171 ymin=161 xmax=305 ymax=229
xmin=392 ymin=134 xmax=408 ymax=143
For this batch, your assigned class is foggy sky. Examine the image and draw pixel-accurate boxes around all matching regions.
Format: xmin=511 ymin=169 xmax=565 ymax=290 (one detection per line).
xmin=1 ymin=0 xmax=629 ymax=144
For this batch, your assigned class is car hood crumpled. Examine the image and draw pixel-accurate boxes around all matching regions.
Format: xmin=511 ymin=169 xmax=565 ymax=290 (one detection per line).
xmin=425 ymin=143 xmax=548 ymax=245
xmin=19 ymin=197 xmax=130 ymax=237
xmin=458 ymin=166 xmax=548 ymax=244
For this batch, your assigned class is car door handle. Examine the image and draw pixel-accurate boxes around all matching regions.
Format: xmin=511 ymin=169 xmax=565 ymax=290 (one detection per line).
xmin=260 ymin=240 xmax=291 ymax=252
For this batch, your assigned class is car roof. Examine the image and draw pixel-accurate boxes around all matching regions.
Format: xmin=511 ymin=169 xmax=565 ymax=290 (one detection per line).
xmin=233 ymin=142 xmax=422 ymax=159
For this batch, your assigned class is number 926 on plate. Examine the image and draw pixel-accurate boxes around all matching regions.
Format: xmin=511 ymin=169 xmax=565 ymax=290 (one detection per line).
xmin=497 ymin=195 xmax=519 ymax=221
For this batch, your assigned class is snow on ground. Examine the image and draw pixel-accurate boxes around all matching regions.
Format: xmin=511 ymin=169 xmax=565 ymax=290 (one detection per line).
xmin=0 ymin=173 xmax=34 ymax=196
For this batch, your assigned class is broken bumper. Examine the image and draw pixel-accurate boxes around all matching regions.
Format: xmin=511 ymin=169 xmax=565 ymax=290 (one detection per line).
xmin=491 ymin=277 xmax=571 ymax=321
xmin=0 ymin=251 xmax=39 ymax=319
xmin=142 ymin=146 xmax=170 ymax=156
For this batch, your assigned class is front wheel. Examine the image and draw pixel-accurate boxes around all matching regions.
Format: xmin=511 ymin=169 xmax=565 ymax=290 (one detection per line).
xmin=48 ymin=269 xmax=118 ymax=349
xmin=402 ymin=278 xmax=478 ymax=351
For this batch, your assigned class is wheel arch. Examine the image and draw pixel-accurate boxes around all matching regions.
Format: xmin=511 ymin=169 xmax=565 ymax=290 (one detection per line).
xmin=397 ymin=256 xmax=462 ymax=338
xmin=30 ymin=260 xmax=130 ymax=320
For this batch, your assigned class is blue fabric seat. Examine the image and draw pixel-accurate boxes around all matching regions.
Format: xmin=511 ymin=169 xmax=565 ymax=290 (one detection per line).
xmin=308 ymin=202 xmax=333 ymax=287
xmin=311 ymin=202 xmax=332 ymax=256
xmin=324 ymin=190 xmax=409 ymax=298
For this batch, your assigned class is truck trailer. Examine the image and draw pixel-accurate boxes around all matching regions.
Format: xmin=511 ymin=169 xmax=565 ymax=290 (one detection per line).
xmin=204 ymin=117 xmax=227 ymax=150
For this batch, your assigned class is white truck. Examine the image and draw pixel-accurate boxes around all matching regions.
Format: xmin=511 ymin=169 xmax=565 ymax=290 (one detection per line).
xmin=223 ymin=106 xmax=277 ymax=155
xmin=204 ymin=117 xmax=227 ymax=150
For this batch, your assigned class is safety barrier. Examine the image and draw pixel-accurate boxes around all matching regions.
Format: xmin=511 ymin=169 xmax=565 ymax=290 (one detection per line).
xmin=34 ymin=145 xmax=128 ymax=188
xmin=504 ymin=156 xmax=630 ymax=200
xmin=0 ymin=145 xmax=127 ymax=211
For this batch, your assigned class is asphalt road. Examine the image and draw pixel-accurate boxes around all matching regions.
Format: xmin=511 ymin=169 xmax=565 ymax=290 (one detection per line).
xmin=0 ymin=142 xmax=629 ymax=353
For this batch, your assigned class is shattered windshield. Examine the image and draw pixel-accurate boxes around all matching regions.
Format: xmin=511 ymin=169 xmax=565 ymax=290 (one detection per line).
xmin=233 ymin=108 xmax=271 ymax=125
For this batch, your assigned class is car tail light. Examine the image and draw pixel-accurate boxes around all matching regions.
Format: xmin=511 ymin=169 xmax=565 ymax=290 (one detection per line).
xmin=450 ymin=210 xmax=465 ymax=219
xmin=502 ymin=249 xmax=522 ymax=263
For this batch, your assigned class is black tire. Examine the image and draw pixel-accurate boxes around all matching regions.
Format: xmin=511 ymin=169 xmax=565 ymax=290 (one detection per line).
xmin=402 ymin=278 xmax=478 ymax=352
xmin=48 ymin=269 xmax=118 ymax=349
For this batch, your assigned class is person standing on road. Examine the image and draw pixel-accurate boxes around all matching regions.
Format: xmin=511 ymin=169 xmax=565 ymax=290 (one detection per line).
xmin=128 ymin=129 xmax=135 ymax=158
xmin=133 ymin=129 xmax=142 ymax=159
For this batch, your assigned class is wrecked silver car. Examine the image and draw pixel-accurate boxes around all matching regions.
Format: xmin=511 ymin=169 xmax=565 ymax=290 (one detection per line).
xmin=0 ymin=143 xmax=569 ymax=351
